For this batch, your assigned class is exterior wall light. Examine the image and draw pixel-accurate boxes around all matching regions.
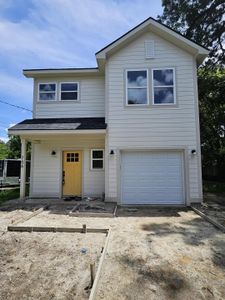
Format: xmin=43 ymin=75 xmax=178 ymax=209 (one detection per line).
xmin=191 ymin=149 xmax=197 ymax=155
xmin=110 ymin=150 xmax=115 ymax=155
xmin=51 ymin=150 xmax=56 ymax=156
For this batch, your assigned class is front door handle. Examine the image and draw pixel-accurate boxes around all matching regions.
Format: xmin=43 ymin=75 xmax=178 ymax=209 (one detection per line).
xmin=62 ymin=171 xmax=65 ymax=184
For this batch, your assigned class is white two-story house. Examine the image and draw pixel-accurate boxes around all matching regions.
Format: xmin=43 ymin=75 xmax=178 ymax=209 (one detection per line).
xmin=9 ymin=17 xmax=209 ymax=205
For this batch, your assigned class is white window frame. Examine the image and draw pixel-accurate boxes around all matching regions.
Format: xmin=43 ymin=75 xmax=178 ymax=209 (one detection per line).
xmin=60 ymin=82 xmax=79 ymax=101
xmin=38 ymin=82 xmax=57 ymax=102
xmin=126 ymin=69 xmax=149 ymax=106
xmin=90 ymin=149 xmax=104 ymax=170
xmin=152 ymin=68 xmax=176 ymax=105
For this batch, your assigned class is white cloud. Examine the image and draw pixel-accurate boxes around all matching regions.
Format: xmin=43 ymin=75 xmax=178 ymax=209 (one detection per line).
xmin=0 ymin=136 xmax=9 ymax=143
xmin=5 ymin=123 xmax=16 ymax=132
xmin=0 ymin=72 xmax=32 ymax=104
xmin=0 ymin=0 xmax=162 ymax=68
xmin=0 ymin=0 xmax=162 ymax=114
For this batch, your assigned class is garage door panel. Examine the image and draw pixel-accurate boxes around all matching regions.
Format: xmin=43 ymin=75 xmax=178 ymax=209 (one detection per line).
xmin=121 ymin=151 xmax=184 ymax=205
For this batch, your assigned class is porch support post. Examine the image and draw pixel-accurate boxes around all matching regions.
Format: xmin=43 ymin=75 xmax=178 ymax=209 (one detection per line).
xmin=20 ymin=138 xmax=27 ymax=199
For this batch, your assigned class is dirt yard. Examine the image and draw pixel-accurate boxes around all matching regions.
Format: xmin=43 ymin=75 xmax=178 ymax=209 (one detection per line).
xmin=0 ymin=204 xmax=106 ymax=300
xmin=192 ymin=193 xmax=225 ymax=228
xmin=0 ymin=200 xmax=225 ymax=300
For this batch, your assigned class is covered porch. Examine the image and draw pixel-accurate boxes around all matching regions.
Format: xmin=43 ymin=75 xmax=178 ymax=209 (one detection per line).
xmin=8 ymin=118 xmax=107 ymax=199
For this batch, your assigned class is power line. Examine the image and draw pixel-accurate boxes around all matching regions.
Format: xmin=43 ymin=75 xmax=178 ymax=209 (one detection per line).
xmin=0 ymin=99 xmax=33 ymax=113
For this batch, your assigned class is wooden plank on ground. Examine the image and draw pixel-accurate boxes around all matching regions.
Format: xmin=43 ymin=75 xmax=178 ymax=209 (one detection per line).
xmin=89 ymin=229 xmax=111 ymax=300
xmin=7 ymin=225 xmax=109 ymax=234
xmin=11 ymin=206 xmax=46 ymax=226
xmin=69 ymin=212 xmax=115 ymax=218
xmin=191 ymin=206 xmax=225 ymax=233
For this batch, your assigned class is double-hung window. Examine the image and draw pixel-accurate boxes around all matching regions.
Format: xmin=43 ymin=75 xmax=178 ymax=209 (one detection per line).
xmin=91 ymin=149 xmax=104 ymax=170
xmin=152 ymin=68 xmax=175 ymax=105
xmin=39 ymin=83 xmax=56 ymax=101
xmin=126 ymin=70 xmax=148 ymax=105
xmin=60 ymin=82 xmax=79 ymax=101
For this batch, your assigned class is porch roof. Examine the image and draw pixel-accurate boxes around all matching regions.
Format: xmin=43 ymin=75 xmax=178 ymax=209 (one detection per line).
xmin=8 ymin=117 xmax=107 ymax=136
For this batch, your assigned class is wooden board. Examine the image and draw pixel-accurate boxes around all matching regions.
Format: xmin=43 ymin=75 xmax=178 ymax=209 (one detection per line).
xmin=191 ymin=206 xmax=225 ymax=233
xmin=11 ymin=206 xmax=46 ymax=226
xmin=89 ymin=229 xmax=111 ymax=300
xmin=7 ymin=225 xmax=109 ymax=234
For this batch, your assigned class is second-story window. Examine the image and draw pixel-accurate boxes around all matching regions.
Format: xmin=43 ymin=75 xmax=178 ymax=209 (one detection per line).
xmin=60 ymin=82 xmax=79 ymax=101
xmin=126 ymin=70 xmax=148 ymax=105
xmin=39 ymin=83 xmax=56 ymax=101
xmin=152 ymin=69 xmax=175 ymax=105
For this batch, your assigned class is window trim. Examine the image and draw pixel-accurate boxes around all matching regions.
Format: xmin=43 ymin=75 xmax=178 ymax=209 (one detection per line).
xmin=38 ymin=82 xmax=57 ymax=102
xmin=59 ymin=82 xmax=79 ymax=102
xmin=90 ymin=149 xmax=104 ymax=170
xmin=126 ymin=69 xmax=149 ymax=106
xmin=152 ymin=68 xmax=176 ymax=106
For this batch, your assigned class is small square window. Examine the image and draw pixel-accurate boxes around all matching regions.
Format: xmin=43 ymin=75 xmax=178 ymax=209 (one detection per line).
xmin=92 ymin=150 xmax=103 ymax=159
xmin=39 ymin=83 xmax=56 ymax=101
xmin=60 ymin=82 xmax=79 ymax=101
xmin=92 ymin=160 xmax=103 ymax=169
xmin=91 ymin=150 xmax=104 ymax=170
xmin=66 ymin=152 xmax=79 ymax=162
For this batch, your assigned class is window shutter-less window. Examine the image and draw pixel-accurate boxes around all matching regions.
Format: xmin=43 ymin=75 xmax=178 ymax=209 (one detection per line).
xmin=145 ymin=40 xmax=154 ymax=59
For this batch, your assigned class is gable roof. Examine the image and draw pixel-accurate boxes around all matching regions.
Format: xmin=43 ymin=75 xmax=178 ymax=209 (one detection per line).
xmin=23 ymin=17 xmax=209 ymax=78
xmin=96 ymin=17 xmax=209 ymax=66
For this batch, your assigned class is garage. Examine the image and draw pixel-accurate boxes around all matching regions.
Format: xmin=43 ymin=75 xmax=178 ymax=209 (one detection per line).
xmin=121 ymin=151 xmax=185 ymax=205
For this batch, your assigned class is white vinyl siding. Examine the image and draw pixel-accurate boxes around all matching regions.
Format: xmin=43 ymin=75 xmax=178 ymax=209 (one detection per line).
xmin=34 ymin=77 xmax=105 ymax=118
xmin=30 ymin=135 xmax=105 ymax=198
xmin=105 ymin=31 xmax=201 ymax=203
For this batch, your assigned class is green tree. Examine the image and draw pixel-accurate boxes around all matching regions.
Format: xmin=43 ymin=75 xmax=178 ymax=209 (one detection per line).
xmin=0 ymin=140 xmax=8 ymax=159
xmin=158 ymin=0 xmax=225 ymax=180
xmin=198 ymin=69 xmax=225 ymax=177
xmin=158 ymin=0 xmax=225 ymax=67
xmin=7 ymin=136 xmax=31 ymax=160
xmin=7 ymin=136 xmax=21 ymax=159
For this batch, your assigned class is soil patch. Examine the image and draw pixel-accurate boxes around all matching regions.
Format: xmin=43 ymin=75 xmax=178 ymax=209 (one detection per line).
xmin=0 ymin=231 xmax=105 ymax=300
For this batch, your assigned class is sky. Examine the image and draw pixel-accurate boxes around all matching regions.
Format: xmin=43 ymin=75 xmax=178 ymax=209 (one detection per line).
xmin=0 ymin=0 xmax=163 ymax=142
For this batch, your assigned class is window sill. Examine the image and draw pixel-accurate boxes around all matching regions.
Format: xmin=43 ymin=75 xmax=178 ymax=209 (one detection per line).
xmin=37 ymin=100 xmax=80 ymax=104
xmin=124 ymin=104 xmax=179 ymax=109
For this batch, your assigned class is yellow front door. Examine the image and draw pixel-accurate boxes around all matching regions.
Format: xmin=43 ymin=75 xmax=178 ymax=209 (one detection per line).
xmin=63 ymin=151 xmax=82 ymax=196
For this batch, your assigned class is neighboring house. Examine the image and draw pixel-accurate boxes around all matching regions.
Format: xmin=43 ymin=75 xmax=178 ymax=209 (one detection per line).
xmin=9 ymin=17 xmax=209 ymax=205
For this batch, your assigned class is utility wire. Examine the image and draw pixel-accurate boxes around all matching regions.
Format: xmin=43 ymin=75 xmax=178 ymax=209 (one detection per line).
xmin=0 ymin=99 xmax=33 ymax=113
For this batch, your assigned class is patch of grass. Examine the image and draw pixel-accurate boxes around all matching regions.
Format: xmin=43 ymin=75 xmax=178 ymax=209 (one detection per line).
xmin=0 ymin=188 xmax=20 ymax=204
xmin=0 ymin=185 xmax=29 ymax=205
xmin=203 ymin=181 xmax=225 ymax=195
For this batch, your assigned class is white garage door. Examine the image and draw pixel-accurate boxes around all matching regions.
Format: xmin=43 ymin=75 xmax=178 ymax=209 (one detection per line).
xmin=121 ymin=151 xmax=185 ymax=205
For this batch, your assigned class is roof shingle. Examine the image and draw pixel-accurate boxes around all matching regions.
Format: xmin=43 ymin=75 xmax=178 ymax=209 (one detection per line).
xmin=9 ymin=118 xmax=107 ymax=131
